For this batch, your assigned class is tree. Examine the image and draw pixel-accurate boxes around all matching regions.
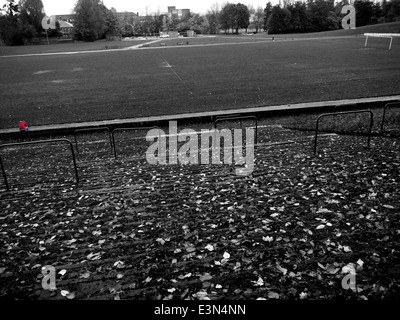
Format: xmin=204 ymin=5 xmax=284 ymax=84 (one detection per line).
xmin=382 ymin=0 xmax=400 ymax=22
xmin=118 ymin=11 xmax=138 ymax=37
xmin=19 ymin=0 xmax=45 ymax=34
xmin=306 ymin=0 xmax=339 ymax=32
xmin=371 ymin=2 xmax=383 ymax=24
xmin=73 ymin=0 xmax=106 ymax=41
xmin=267 ymin=5 xmax=292 ymax=34
xmin=206 ymin=3 xmax=220 ymax=34
xmin=354 ymin=0 xmax=374 ymax=26
xmin=220 ymin=3 xmax=237 ymax=33
xmin=263 ymin=2 xmax=273 ymax=31
xmin=142 ymin=15 xmax=156 ymax=36
xmin=161 ymin=14 xmax=169 ymax=32
xmin=188 ymin=13 xmax=210 ymax=34
xmin=287 ymin=1 xmax=311 ymax=33
xmin=220 ymin=3 xmax=250 ymax=34
xmin=102 ymin=6 xmax=120 ymax=35
xmin=152 ymin=14 xmax=163 ymax=34
xmin=235 ymin=3 xmax=250 ymax=33
xmin=1 ymin=0 xmax=19 ymax=16
xmin=251 ymin=6 xmax=264 ymax=33
xmin=206 ymin=2 xmax=220 ymax=34
xmin=0 ymin=0 xmax=24 ymax=45
xmin=206 ymin=12 xmax=219 ymax=34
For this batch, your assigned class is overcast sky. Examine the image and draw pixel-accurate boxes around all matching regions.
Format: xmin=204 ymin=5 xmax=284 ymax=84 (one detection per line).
xmin=1 ymin=1 xmax=279 ymax=16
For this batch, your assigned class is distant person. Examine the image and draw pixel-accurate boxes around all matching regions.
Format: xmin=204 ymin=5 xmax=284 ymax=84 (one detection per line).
xmin=19 ymin=120 xmax=29 ymax=132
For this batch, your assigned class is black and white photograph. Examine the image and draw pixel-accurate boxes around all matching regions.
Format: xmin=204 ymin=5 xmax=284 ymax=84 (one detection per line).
xmin=0 ymin=0 xmax=399 ymax=315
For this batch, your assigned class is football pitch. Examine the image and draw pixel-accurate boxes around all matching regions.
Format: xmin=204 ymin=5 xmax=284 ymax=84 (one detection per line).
xmin=0 ymin=33 xmax=399 ymax=129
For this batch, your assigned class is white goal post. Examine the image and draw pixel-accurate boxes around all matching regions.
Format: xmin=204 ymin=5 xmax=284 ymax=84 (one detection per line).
xmin=364 ymin=33 xmax=400 ymax=50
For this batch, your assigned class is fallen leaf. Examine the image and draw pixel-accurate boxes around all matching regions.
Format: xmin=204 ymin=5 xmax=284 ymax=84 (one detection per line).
xmin=299 ymin=292 xmax=308 ymax=299
xmin=262 ymin=236 xmax=274 ymax=242
xmin=66 ymin=292 xmax=75 ymax=300
xmin=276 ymin=263 xmax=288 ymax=275
xmin=383 ymin=205 xmax=395 ymax=209
xmin=317 ymin=262 xmax=326 ymax=270
xmin=268 ymin=291 xmax=279 ymax=299
xmin=252 ymin=277 xmax=264 ymax=286
xmin=58 ymin=269 xmax=67 ymax=276
xmin=193 ymin=291 xmax=210 ymax=300
xmin=199 ymin=273 xmax=213 ymax=282
xmin=60 ymin=290 xmax=69 ymax=297
xmin=343 ymin=246 xmax=352 ymax=252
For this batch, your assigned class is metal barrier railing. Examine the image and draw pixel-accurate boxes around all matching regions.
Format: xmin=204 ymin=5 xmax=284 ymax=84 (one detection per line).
xmin=215 ymin=114 xmax=243 ymax=121
xmin=314 ymin=110 xmax=374 ymax=155
xmin=214 ymin=115 xmax=258 ymax=144
xmin=0 ymin=139 xmax=79 ymax=191
xmin=112 ymin=127 xmax=159 ymax=159
xmin=74 ymin=127 xmax=113 ymax=154
xmin=380 ymin=102 xmax=400 ymax=133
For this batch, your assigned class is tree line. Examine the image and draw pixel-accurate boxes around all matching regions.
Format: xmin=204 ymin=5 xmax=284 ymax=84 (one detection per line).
xmin=1 ymin=0 xmax=400 ymax=45
xmin=264 ymin=0 xmax=400 ymax=34
xmin=0 ymin=0 xmax=56 ymax=45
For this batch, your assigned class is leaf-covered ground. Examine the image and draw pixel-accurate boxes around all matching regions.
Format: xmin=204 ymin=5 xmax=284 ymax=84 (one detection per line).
xmin=0 ymin=119 xmax=399 ymax=300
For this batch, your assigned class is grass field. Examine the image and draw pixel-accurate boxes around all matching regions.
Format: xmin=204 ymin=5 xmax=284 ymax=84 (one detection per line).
xmin=0 ymin=23 xmax=400 ymax=130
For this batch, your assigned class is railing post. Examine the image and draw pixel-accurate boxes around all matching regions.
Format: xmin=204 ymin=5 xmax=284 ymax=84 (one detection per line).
xmin=112 ymin=130 xmax=117 ymax=159
xmin=314 ymin=115 xmax=322 ymax=155
xmin=314 ymin=110 xmax=374 ymax=155
xmin=381 ymin=102 xmax=400 ymax=133
xmin=0 ymin=153 xmax=9 ymax=191
xmin=0 ymin=139 xmax=79 ymax=191
xmin=68 ymin=140 xmax=79 ymax=185
xmin=368 ymin=111 xmax=374 ymax=147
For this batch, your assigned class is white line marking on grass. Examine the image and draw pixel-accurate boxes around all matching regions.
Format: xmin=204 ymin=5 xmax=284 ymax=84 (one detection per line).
xmin=52 ymin=80 xmax=66 ymax=84
xmin=159 ymin=61 xmax=172 ymax=68
xmin=71 ymin=67 xmax=84 ymax=72
xmin=34 ymin=70 xmax=52 ymax=74
xmin=160 ymin=56 xmax=193 ymax=95
xmin=125 ymin=39 xmax=164 ymax=49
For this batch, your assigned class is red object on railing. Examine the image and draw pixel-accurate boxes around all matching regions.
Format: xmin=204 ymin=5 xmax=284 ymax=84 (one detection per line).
xmin=19 ymin=121 xmax=28 ymax=131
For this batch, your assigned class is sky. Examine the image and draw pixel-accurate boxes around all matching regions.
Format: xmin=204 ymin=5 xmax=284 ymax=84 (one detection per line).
xmin=1 ymin=0 xmax=279 ymax=16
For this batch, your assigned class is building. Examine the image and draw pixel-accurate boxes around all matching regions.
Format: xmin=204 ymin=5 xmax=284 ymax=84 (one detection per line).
xmin=56 ymin=14 xmax=75 ymax=24
xmin=59 ymin=20 xmax=74 ymax=38
xmin=116 ymin=12 xmax=139 ymax=23
xmin=167 ymin=6 xmax=190 ymax=19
